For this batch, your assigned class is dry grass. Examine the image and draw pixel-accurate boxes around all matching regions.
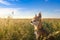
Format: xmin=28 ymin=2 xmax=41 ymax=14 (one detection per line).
xmin=0 ymin=18 xmax=60 ymax=40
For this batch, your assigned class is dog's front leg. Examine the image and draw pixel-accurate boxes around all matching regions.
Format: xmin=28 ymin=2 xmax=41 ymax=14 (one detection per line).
xmin=34 ymin=31 xmax=41 ymax=40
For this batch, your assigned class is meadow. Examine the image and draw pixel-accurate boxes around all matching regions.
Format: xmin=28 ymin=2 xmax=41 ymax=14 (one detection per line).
xmin=0 ymin=18 xmax=60 ymax=40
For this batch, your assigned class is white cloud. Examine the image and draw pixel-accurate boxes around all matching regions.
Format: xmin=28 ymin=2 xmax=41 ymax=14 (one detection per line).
xmin=0 ymin=8 xmax=34 ymax=19
xmin=0 ymin=0 xmax=11 ymax=5
xmin=0 ymin=8 xmax=19 ymax=18
xmin=7 ymin=0 xmax=19 ymax=2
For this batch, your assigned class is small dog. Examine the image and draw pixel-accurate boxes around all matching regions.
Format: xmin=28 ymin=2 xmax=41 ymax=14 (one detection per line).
xmin=31 ymin=12 xmax=49 ymax=40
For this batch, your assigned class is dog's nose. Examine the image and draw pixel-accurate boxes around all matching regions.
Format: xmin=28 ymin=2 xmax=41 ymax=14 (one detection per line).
xmin=31 ymin=21 xmax=33 ymax=23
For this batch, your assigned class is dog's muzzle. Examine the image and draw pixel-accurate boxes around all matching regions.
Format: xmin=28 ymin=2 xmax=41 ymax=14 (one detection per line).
xmin=31 ymin=21 xmax=33 ymax=23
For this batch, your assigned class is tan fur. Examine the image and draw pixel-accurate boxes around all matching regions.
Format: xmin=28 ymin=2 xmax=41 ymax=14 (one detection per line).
xmin=31 ymin=12 xmax=49 ymax=40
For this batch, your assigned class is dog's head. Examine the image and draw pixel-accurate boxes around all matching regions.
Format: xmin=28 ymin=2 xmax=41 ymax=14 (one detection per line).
xmin=31 ymin=12 xmax=41 ymax=27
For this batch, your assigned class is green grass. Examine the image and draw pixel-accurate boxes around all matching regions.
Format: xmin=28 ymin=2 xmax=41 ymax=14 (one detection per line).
xmin=0 ymin=18 xmax=60 ymax=40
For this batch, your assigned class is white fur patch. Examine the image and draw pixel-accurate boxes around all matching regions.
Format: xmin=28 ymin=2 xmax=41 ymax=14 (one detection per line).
xmin=34 ymin=25 xmax=38 ymax=31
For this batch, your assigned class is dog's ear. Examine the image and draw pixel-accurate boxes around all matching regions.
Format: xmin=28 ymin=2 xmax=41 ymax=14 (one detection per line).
xmin=38 ymin=12 xmax=41 ymax=18
xmin=34 ymin=14 xmax=37 ymax=19
xmin=35 ymin=14 xmax=37 ymax=17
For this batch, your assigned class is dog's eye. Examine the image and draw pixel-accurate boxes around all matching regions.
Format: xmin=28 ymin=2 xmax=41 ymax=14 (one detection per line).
xmin=31 ymin=21 xmax=32 ymax=23
xmin=33 ymin=20 xmax=36 ymax=22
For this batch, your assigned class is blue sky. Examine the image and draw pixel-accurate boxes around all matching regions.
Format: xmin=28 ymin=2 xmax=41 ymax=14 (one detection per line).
xmin=0 ymin=0 xmax=60 ymax=18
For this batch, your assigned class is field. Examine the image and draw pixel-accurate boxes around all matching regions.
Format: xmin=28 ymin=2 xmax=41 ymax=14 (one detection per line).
xmin=0 ymin=18 xmax=60 ymax=40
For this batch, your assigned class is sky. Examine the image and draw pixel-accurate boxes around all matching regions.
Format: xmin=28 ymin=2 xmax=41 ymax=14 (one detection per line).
xmin=0 ymin=0 xmax=60 ymax=18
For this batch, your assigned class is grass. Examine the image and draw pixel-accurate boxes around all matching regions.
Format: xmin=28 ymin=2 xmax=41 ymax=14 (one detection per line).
xmin=0 ymin=18 xmax=60 ymax=40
